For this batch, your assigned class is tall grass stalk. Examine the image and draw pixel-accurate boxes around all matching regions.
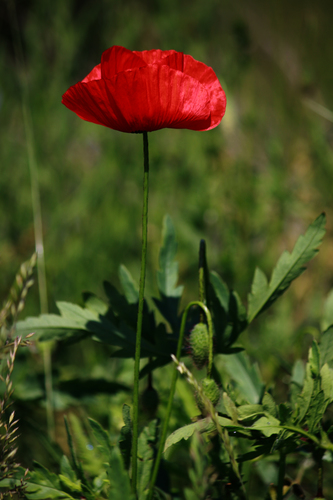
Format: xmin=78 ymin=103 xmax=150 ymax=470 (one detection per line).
xmin=7 ymin=0 xmax=54 ymax=441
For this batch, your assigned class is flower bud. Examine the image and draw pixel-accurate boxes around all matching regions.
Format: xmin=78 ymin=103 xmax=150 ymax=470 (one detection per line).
xmin=189 ymin=323 xmax=209 ymax=369
xmin=196 ymin=377 xmax=220 ymax=414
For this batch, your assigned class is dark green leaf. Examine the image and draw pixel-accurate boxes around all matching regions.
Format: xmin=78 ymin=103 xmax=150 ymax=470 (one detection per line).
xmin=118 ymin=404 xmax=132 ymax=471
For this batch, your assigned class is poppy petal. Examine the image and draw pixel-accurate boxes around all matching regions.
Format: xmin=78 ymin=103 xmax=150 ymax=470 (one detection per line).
xmin=101 ymin=46 xmax=146 ymax=80
xmin=62 ymin=64 xmax=212 ymax=132
xmin=62 ymin=46 xmax=226 ymax=132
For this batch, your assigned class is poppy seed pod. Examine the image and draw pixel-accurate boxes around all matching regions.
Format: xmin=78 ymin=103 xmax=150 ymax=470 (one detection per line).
xmin=62 ymin=46 xmax=226 ymax=133
xmin=189 ymin=323 xmax=210 ymax=369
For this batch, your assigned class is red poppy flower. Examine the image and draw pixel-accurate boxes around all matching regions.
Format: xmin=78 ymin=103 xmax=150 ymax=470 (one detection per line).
xmin=62 ymin=46 xmax=226 ymax=133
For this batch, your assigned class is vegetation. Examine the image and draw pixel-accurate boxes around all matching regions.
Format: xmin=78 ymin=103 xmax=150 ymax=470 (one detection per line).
xmin=1 ymin=0 xmax=333 ymax=497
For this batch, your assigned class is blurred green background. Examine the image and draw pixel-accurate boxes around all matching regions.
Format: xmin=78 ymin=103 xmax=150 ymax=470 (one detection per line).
xmin=1 ymin=0 xmax=333 ymax=492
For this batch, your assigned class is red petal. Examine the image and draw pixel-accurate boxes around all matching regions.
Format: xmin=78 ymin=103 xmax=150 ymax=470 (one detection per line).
xmin=183 ymin=54 xmax=226 ymax=130
xmin=133 ymin=49 xmax=178 ymax=65
xmin=62 ymin=65 xmax=212 ymax=132
xmin=101 ymin=46 xmax=146 ymax=80
xmin=82 ymin=63 xmax=101 ymax=83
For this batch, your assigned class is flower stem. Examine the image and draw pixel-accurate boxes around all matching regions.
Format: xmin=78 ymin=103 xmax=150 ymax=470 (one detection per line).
xmin=148 ymin=300 xmax=212 ymax=499
xmin=277 ymin=452 xmax=286 ymax=500
xmin=131 ymin=131 xmax=149 ymax=494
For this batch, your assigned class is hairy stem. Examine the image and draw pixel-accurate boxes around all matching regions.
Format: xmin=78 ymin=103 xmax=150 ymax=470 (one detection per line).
xmin=131 ymin=131 xmax=149 ymax=494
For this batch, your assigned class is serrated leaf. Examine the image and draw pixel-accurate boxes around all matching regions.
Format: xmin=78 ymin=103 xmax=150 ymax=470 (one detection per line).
xmin=248 ymin=213 xmax=326 ymax=322
xmin=119 ymin=265 xmax=139 ymax=304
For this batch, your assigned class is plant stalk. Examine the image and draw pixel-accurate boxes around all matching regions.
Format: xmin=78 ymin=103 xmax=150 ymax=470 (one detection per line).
xmin=131 ymin=131 xmax=149 ymax=494
xmin=277 ymin=452 xmax=286 ymax=500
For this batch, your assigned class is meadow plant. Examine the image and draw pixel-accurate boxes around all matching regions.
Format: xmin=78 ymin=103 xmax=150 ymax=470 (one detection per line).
xmin=1 ymin=46 xmax=333 ymax=499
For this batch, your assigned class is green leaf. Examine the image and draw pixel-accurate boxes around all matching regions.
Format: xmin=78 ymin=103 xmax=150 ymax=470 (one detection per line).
xmin=60 ymin=456 xmax=76 ymax=482
xmin=88 ymin=418 xmax=112 ymax=461
xmin=107 ymin=446 xmax=135 ymax=500
xmin=0 ymin=464 xmax=77 ymax=499
xmin=118 ymin=404 xmax=132 ymax=471
xmin=137 ymin=420 xmax=159 ymax=499
xmin=251 ymin=416 xmax=281 ymax=437
xmin=223 ymin=392 xmax=238 ymax=423
xmin=220 ymin=352 xmax=264 ymax=404
xmin=319 ymin=326 xmax=333 ymax=366
xmin=58 ymin=475 xmax=82 ymax=494
xmin=296 ymin=363 xmax=314 ymax=423
xmin=320 ymin=363 xmax=333 ymax=404
xmin=248 ymin=213 xmax=326 ymax=322
xmin=119 ymin=265 xmax=139 ymax=304
xmin=309 ymin=340 xmax=321 ymax=376
xmin=237 ymin=404 xmax=264 ymax=421
xmin=307 ymin=390 xmax=326 ymax=433
xmin=164 ymin=416 xmax=251 ymax=452
xmin=210 ymin=272 xmax=229 ymax=312
xmin=156 ymin=215 xmax=183 ymax=298
xmin=262 ymin=393 xmax=278 ymax=419
xmin=322 ymin=288 xmax=333 ymax=331
xmin=82 ymin=292 xmax=108 ymax=315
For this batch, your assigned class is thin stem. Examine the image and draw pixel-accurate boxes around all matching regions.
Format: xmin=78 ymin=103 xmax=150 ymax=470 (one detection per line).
xmin=131 ymin=131 xmax=149 ymax=494
xmin=277 ymin=452 xmax=286 ymax=500
xmin=147 ymin=301 xmax=212 ymax=499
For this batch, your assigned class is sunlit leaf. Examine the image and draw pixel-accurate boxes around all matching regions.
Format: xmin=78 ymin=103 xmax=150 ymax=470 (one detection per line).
xmin=248 ymin=213 xmax=326 ymax=322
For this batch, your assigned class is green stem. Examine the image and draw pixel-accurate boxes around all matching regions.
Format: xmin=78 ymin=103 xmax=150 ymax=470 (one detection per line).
xmin=147 ymin=300 xmax=212 ymax=499
xmin=131 ymin=131 xmax=149 ymax=494
xmin=277 ymin=452 xmax=286 ymax=500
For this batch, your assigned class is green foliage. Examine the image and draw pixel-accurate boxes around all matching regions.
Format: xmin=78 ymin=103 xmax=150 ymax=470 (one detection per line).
xmin=3 ymin=216 xmax=333 ymax=497
xmin=247 ymin=213 xmax=326 ymax=322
